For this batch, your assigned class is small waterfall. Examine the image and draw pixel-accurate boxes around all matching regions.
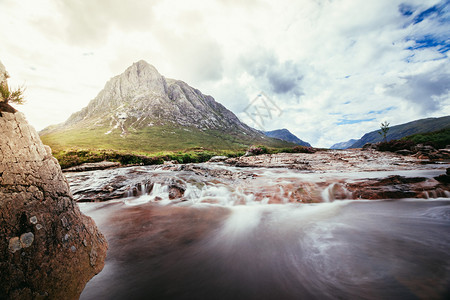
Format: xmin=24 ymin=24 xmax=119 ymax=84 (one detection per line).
xmin=124 ymin=182 xmax=153 ymax=198
xmin=321 ymin=183 xmax=353 ymax=203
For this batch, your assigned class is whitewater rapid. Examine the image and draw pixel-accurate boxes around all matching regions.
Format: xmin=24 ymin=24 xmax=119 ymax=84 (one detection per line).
xmin=75 ymin=163 xmax=450 ymax=299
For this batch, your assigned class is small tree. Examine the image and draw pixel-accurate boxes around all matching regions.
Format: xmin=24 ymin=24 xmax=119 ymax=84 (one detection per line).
xmin=0 ymin=84 xmax=25 ymax=105
xmin=378 ymin=121 xmax=390 ymax=142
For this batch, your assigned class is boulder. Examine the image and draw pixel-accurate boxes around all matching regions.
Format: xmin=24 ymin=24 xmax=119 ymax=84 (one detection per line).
xmin=63 ymin=160 xmax=120 ymax=172
xmin=208 ymin=155 xmax=228 ymax=162
xmin=0 ymin=110 xmax=107 ymax=298
xmin=395 ymin=149 xmax=412 ymax=156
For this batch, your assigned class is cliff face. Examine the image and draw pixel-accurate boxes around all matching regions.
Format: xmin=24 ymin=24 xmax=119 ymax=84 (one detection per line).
xmin=0 ymin=63 xmax=107 ymax=299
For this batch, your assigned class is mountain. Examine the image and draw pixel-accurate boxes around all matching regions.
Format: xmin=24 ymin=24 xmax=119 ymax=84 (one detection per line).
xmin=264 ymin=129 xmax=311 ymax=147
xmin=349 ymin=116 xmax=450 ymax=148
xmin=40 ymin=60 xmax=292 ymax=152
xmin=330 ymin=139 xmax=358 ymax=149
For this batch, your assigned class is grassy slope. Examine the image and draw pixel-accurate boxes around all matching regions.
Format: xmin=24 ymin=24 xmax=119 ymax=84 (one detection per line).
xmin=40 ymin=124 xmax=298 ymax=168
xmin=351 ymin=116 xmax=450 ymax=148
xmin=40 ymin=124 xmax=292 ymax=152
xmin=402 ymin=127 xmax=450 ymax=149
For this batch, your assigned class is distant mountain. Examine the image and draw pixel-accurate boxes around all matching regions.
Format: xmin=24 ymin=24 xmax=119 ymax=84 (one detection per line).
xmin=330 ymin=139 xmax=358 ymax=149
xmin=349 ymin=116 xmax=450 ymax=148
xmin=264 ymin=129 xmax=311 ymax=147
xmin=40 ymin=60 xmax=292 ymax=152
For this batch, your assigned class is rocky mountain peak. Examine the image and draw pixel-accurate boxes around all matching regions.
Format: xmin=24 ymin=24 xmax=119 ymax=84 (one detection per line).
xmin=121 ymin=60 xmax=165 ymax=93
xmin=59 ymin=60 xmax=257 ymax=137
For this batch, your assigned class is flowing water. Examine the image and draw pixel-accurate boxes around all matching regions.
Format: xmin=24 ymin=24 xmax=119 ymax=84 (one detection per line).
xmin=77 ymin=164 xmax=450 ymax=300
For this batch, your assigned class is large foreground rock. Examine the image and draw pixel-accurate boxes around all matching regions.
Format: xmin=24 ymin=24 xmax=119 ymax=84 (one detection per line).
xmin=0 ymin=111 xmax=107 ymax=299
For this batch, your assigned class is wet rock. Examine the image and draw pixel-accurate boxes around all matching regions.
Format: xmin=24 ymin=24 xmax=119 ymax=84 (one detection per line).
xmin=224 ymin=150 xmax=423 ymax=172
xmin=209 ymin=156 xmax=228 ymax=162
xmin=8 ymin=237 xmax=21 ymax=253
xmin=0 ymin=76 xmax=107 ymax=300
xmin=435 ymin=174 xmax=450 ymax=184
xmin=19 ymin=232 xmax=34 ymax=248
xmin=396 ymin=149 xmax=412 ymax=156
xmin=346 ymin=175 xmax=447 ymax=200
xmin=169 ymin=185 xmax=185 ymax=199
xmin=414 ymin=144 xmax=436 ymax=153
xmin=63 ymin=161 xmax=120 ymax=172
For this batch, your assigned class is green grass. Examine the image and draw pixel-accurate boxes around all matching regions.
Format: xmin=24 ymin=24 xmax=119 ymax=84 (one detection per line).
xmin=40 ymin=124 xmax=292 ymax=153
xmin=402 ymin=127 xmax=450 ymax=149
xmin=52 ymin=145 xmax=316 ymax=169
xmin=40 ymin=123 xmax=305 ymax=169
xmin=52 ymin=148 xmax=247 ymax=169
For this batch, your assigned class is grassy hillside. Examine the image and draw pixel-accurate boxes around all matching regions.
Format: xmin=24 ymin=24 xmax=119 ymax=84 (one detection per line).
xmin=40 ymin=124 xmax=293 ymax=153
xmin=39 ymin=123 xmax=300 ymax=168
xmin=350 ymin=116 xmax=450 ymax=148
xmin=402 ymin=127 xmax=450 ymax=149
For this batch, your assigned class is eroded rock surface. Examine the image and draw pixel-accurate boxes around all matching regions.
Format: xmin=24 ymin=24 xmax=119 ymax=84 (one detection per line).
xmin=224 ymin=150 xmax=427 ymax=171
xmin=0 ymin=111 xmax=107 ymax=299
xmin=65 ymin=150 xmax=449 ymax=204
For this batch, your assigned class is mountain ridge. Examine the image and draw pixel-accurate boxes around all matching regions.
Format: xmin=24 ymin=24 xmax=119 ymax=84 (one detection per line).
xmin=345 ymin=116 xmax=450 ymax=149
xmin=330 ymin=139 xmax=358 ymax=149
xmin=264 ymin=129 xmax=311 ymax=147
xmin=40 ymin=60 xmax=292 ymax=152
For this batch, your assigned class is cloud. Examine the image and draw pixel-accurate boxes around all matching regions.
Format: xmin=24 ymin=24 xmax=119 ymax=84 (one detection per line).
xmin=1 ymin=0 xmax=449 ymax=148
xmin=337 ymin=118 xmax=376 ymax=125
xmin=387 ymin=68 xmax=450 ymax=113
xmin=52 ymin=0 xmax=158 ymax=46
xmin=411 ymin=1 xmax=447 ymax=24
xmin=240 ymin=51 xmax=304 ymax=97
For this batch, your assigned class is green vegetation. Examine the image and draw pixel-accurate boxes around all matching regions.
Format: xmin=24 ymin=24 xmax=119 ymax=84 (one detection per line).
xmin=376 ymin=140 xmax=415 ymax=152
xmin=351 ymin=115 xmax=450 ymax=148
xmin=52 ymin=148 xmax=246 ymax=169
xmin=378 ymin=121 xmax=390 ymax=142
xmin=50 ymin=144 xmax=316 ymax=169
xmin=40 ymin=119 xmax=319 ymax=169
xmin=374 ymin=127 xmax=450 ymax=153
xmin=402 ymin=127 xmax=450 ymax=149
xmin=0 ymin=84 xmax=25 ymax=105
xmin=40 ymin=124 xmax=292 ymax=154
xmin=246 ymin=145 xmax=315 ymax=156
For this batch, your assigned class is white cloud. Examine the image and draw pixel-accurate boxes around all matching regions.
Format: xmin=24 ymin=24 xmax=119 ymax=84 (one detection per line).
xmin=0 ymin=0 xmax=448 ymax=147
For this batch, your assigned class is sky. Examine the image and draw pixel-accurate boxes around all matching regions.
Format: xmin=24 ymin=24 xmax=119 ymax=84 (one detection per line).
xmin=0 ymin=0 xmax=449 ymax=148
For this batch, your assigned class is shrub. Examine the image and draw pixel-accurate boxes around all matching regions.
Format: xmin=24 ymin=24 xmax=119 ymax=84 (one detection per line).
xmin=0 ymin=84 xmax=25 ymax=105
xmin=246 ymin=145 xmax=269 ymax=156
xmin=376 ymin=140 xmax=415 ymax=152
xmin=402 ymin=128 xmax=450 ymax=149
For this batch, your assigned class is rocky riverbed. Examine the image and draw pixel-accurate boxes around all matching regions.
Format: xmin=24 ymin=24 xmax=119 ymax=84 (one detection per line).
xmin=66 ymin=149 xmax=450 ymax=204
xmin=73 ymin=149 xmax=450 ymax=299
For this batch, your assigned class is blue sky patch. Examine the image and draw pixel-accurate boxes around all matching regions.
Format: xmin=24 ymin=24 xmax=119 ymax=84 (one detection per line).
xmin=368 ymin=106 xmax=395 ymax=115
xmin=337 ymin=118 xmax=375 ymax=125
xmin=413 ymin=4 xmax=440 ymax=24
xmin=407 ymin=35 xmax=450 ymax=54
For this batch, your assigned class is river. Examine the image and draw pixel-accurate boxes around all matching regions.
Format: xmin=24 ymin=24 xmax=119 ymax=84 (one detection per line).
xmin=74 ymin=162 xmax=450 ymax=299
